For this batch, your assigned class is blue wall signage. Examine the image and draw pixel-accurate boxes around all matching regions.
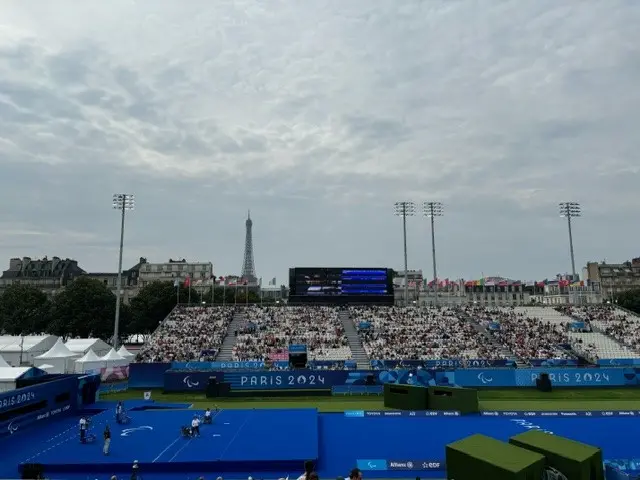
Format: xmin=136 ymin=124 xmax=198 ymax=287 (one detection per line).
xmin=370 ymin=359 xmax=515 ymax=369
xmin=172 ymin=361 xmax=265 ymax=370
xmin=147 ymin=364 xmax=640 ymax=391
xmin=0 ymin=391 xmax=36 ymax=413
xmin=0 ymin=376 xmax=79 ymax=438
xmin=528 ymin=359 xmax=578 ymax=367
xmin=481 ymin=410 xmax=640 ymax=417
xmin=288 ymin=344 xmax=307 ymax=354
xmin=599 ymin=359 xmax=640 ymax=366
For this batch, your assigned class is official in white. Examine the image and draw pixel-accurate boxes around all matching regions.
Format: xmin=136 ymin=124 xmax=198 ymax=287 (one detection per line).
xmin=191 ymin=415 xmax=200 ymax=437
xmin=79 ymin=417 xmax=88 ymax=443
xmin=204 ymin=408 xmax=212 ymax=424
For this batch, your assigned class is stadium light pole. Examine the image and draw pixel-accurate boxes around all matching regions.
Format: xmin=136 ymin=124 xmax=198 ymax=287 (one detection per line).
xmin=112 ymin=193 xmax=135 ymax=349
xmin=424 ymin=202 xmax=443 ymax=306
xmin=559 ymin=202 xmax=581 ymax=279
xmin=394 ymin=202 xmax=416 ymax=306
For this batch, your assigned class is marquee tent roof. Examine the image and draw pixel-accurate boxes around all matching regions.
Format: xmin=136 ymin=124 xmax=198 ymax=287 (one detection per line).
xmin=36 ymin=338 xmax=77 ymax=359
xmin=0 ymin=367 xmax=35 ymax=381
xmin=117 ymin=345 xmax=135 ymax=358
xmin=76 ymin=349 xmax=101 ymax=363
xmin=65 ymin=338 xmax=111 ymax=355
xmin=0 ymin=355 xmax=9 ymax=368
xmin=101 ymin=348 xmax=125 ymax=361
xmin=0 ymin=335 xmax=57 ymax=353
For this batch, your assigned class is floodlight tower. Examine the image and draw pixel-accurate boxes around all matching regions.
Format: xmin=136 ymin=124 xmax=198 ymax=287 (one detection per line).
xmin=559 ymin=202 xmax=581 ymax=279
xmin=112 ymin=193 xmax=135 ymax=349
xmin=394 ymin=202 xmax=416 ymax=305
xmin=424 ymin=202 xmax=443 ymax=305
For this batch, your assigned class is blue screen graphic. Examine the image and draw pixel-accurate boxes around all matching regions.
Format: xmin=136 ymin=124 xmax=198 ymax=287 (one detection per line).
xmin=293 ymin=268 xmax=390 ymax=296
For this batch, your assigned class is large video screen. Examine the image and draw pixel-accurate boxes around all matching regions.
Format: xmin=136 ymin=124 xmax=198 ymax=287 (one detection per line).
xmin=289 ymin=268 xmax=393 ymax=297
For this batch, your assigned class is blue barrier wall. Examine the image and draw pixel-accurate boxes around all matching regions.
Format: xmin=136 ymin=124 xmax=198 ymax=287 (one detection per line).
xmin=129 ymin=363 xmax=171 ymax=388
xmin=0 ymin=376 xmax=79 ymax=438
xmin=139 ymin=363 xmax=640 ymax=391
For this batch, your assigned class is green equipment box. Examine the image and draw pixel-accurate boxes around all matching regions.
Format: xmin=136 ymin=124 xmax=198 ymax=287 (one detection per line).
xmin=510 ymin=430 xmax=604 ymax=480
xmin=446 ymin=434 xmax=546 ymax=480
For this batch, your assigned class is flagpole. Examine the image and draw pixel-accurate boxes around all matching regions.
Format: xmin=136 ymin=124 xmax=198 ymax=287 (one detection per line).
xmin=245 ymin=281 xmax=248 ymax=305
xmin=176 ymin=278 xmax=180 ymax=304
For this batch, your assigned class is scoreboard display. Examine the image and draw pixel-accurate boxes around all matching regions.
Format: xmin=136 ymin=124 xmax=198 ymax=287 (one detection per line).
xmin=289 ymin=268 xmax=393 ymax=297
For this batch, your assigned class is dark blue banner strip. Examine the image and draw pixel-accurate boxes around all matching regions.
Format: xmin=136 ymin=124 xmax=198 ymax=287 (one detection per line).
xmin=356 ymin=459 xmax=445 ymax=471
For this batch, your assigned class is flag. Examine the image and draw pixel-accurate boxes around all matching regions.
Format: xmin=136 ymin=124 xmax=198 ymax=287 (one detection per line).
xmin=219 ymin=276 xmax=225 ymax=285
xmin=270 ymin=277 xmax=276 ymax=285
xmin=173 ymin=279 xmax=178 ymax=287
xmin=184 ymin=276 xmax=191 ymax=287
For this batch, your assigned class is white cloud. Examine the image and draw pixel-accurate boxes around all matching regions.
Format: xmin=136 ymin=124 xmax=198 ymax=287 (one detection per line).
xmin=0 ymin=0 xmax=639 ymax=283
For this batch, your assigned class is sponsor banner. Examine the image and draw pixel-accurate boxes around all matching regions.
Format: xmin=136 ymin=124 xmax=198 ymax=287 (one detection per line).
xmin=1 ymin=404 xmax=72 ymax=438
xmin=356 ymin=459 xmax=444 ymax=471
xmin=345 ymin=410 xmax=460 ymax=417
xmin=481 ymin=410 xmax=640 ymax=417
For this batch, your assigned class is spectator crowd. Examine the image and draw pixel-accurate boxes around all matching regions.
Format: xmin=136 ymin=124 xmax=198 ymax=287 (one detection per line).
xmin=136 ymin=306 xmax=234 ymax=362
xmin=352 ymin=306 xmax=503 ymax=360
xmin=232 ymin=306 xmax=351 ymax=361
xmin=466 ymin=305 xmax=572 ymax=359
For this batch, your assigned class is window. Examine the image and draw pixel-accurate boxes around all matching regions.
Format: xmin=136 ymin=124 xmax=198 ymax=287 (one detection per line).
xmin=0 ymin=400 xmax=47 ymax=423
xmin=55 ymin=392 xmax=70 ymax=403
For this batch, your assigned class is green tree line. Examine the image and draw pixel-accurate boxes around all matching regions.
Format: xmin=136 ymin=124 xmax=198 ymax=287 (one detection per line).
xmin=0 ymin=278 xmax=270 ymax=343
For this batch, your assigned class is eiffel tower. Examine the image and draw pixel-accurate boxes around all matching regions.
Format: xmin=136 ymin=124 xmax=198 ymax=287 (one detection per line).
xmin=241 ymin=210 xmax=257 ymax=283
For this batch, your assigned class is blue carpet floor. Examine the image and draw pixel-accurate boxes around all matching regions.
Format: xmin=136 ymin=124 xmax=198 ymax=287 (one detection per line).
xmin=2 ymin=404 xmax=640 ymax=479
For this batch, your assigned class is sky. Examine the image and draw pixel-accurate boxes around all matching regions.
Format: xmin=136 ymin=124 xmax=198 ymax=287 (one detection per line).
xmin=0 ymin=0 xmax=639 ymax=286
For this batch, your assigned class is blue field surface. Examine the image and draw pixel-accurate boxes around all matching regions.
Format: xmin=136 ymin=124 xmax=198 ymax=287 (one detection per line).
xmin=2 ymin=403 xmax=640 ymax=479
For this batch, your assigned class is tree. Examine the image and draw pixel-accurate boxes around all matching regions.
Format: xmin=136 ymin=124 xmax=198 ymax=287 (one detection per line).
xmin=50 ymin=277 xmax=126 ymax=340
xmin=0 ymin=284 xmax=52 ymax=334
xmin=615 ymin=288 xmax=640 ymax=315
xmin=129 ymin=281 xmax=181 ymax=334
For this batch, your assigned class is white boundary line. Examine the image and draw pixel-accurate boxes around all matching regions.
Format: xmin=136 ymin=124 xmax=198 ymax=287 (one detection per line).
xmin=216 ymin=409 xmax=252 ymax=461
xmin=168 ymin=438 xmax=192 ymax=462
xmin=152 ymin=437 xmax=182 ymax=463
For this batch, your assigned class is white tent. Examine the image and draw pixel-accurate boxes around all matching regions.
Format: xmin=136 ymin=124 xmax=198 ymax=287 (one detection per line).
xmin=34 ymin=338 xmax=78 ymax=373
xmin=38 ymin=364 xmax=56 ymax=373
xmin=65 ymin=338 xmax=112 ymax=357
xmin=100 ymin=348 xmax=128 ymax=367
xmin=75 ymin=349 xmax=105 ymax=373
xmin=117 ymin=345 xmax=135 ymax=359
xmin=0 ymin=355 xmax=10 ymax=368
xmin=0 ymin=335 xmax=58 ymax=366
xmin=0 ymin=367 xmax=41 ymax=392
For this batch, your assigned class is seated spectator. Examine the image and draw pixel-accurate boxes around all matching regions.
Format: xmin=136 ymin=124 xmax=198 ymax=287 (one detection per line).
xmin=352 ymin=306 xmax=503 ymax=360
xmin=136 ymin=306 xmax=233 ymax=362
xmin=232 ymin=306 xmax=351 ymax=361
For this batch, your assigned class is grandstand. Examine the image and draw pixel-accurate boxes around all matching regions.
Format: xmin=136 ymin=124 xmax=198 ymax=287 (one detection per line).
xmin=131 ymin=304 xmax=640 ymax=367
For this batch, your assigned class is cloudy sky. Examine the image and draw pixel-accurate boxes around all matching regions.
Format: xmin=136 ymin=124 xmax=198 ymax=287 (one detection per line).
xmin=1 ymin=1 xmax=639 ymax=285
